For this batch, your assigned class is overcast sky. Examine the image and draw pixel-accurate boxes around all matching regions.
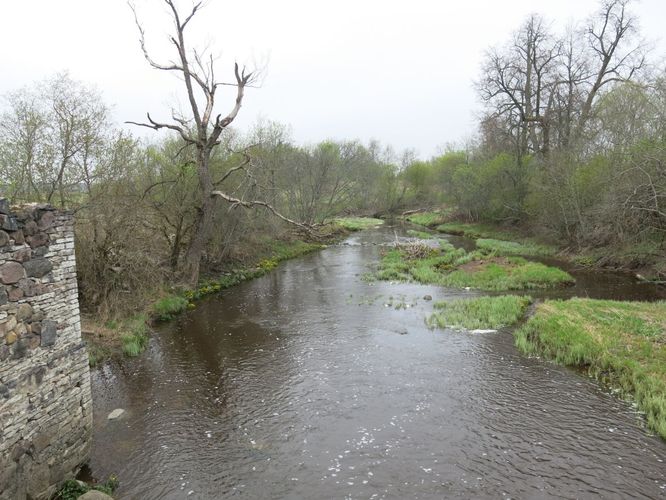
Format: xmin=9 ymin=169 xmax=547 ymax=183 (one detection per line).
xmin=1 ymin=0 xmax=664 ymax=158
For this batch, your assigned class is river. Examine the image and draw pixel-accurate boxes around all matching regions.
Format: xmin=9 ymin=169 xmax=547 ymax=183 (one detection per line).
xmin=86 ymin=224 xmax=666 ymax=499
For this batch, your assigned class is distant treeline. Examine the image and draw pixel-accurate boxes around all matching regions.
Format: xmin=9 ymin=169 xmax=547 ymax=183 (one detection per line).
xmin=403 ymin=0 xmax=665 ymax=269
xmin=1 ymin=0 xmax=664 ymax=317
xmin=0 ymin=73 xmax=426 ymax=315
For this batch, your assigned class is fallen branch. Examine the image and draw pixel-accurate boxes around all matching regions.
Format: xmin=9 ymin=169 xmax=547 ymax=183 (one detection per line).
xmin=211 ymin=190 xmax=316 ymax=235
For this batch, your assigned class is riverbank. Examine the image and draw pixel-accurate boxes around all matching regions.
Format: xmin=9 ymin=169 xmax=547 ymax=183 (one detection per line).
xmin=425 ymin=293 xmax=666 ymax=441
xmin=516 ymin=298 xmax=666 ymax=440
xmin=374 ymin=239 xmax=574 ymax=291
xmin=401 ymin=215 xmax=666 ymax=441
xmin=85 ymin=222 xmax=666 ymax=498
xmin=81 ymin=218 xmax=382 ymax=366
xmin=405 ymin=210 xmax=666 ymax=281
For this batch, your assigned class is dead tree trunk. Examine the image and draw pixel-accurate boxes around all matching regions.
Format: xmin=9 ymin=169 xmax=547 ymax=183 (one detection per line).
xmin=128 ymin=0 xmax=310 ymax=286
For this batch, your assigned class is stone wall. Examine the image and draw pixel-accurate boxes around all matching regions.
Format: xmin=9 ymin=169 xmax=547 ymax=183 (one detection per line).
xmin=0 ymin=199 xmax=92 ymax=500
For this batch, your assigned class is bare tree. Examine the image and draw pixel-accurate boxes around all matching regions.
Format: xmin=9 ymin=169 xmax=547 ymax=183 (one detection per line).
xmin=575 ymin=0 xmax=646 ymax=140
xmin=127 ymin=0 xmax=256 ymax=285
xmin=477 ymin=15 xmax=560 ymax=159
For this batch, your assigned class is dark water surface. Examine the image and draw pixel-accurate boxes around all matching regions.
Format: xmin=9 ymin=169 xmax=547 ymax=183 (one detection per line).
xmin=88 ymin=225 xmax=666 ymax=499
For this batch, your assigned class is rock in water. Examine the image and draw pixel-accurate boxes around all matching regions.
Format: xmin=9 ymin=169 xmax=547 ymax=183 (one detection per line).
xmin=107 ymin=408 xmax=125 ymax=420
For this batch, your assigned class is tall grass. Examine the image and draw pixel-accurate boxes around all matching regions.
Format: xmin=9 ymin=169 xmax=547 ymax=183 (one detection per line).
xmin=153 ymin=295 xmax=189 ymax=321
xmin=120 ymin=315 xmax=149 ymax=357
xmin=476 ymin=238 xmax=556 ymax=257
xmin=333 ymin=217 xmax=384 ymax=231
xmin=441 ymin=259 xmax=574 ymax=290
xmin=428 ymin=295 xmax=532 ymax=330
xmin=406 ymin=211 xmax=450 ymax=228
xmin=435 ymin=222 xmax=510 ymax=239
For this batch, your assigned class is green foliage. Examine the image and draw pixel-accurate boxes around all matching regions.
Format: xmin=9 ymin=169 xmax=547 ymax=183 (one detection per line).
xmin=428 ymin=295 xmax=532 ymax=330
xmin=402 ymin=161 xmax=438 ymax=204
xmin=476 ymin=238 xmax=556 ymax=257
xmin=572 ymin=255 xmax=598 ymax=267
xmin=515 ymin=298 xmax=666 ymax=439
xmin=54 ymin=480 xmax=88 ymax=500
xmin=153 ymin=295 xmax=189 ymax=321
xmin=54 ymin=476 xmax=119 ymax=500
xmin=104 ymin=320 xmax=119 ymax=330
xmin=258 ymin=258 xmax=278 ymax=270
xmin=333 ymin=217 xmax=384 ymax=231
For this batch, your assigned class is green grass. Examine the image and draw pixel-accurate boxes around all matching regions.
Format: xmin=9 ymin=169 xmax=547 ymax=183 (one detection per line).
xmin=120 ymin=314 xmax=149 ymax=357
xmin=333 ymin=217 xmax=384 ymax=231
xmin=153 ymin=295 xmax=189 ymax=321
xmin=87 ymin=344 xmax=111 ymax=368
xmin=435 ymin=221 xmax=515 ymax=239
xmin=264 ymin=239 xmax=325 ymax=261
xmin=440 ymin=258 xmax=574 ymax=291
xmin=428 ymin=295 xmax=532 ymax=330
xmin=406 ymin=211 xmax=450 ymax=228
xmin=476 ymin=238 xmax=556 ymax=257
xmin=376 ymin=244 xmax=573 ymax=291
xmin=54 ymin=476 xmax=119 ymax=500
xmin=406 ymin=229 xmax=435 ymax=239
xmin=515 ymin=298 xmax=666 ymax=440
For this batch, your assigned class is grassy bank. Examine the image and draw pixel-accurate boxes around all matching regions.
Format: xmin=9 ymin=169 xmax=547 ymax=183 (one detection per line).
xmin=404 ymin=210 xmax=452 ymax=228
xmin=435 ymin=221 xmax=514 ymax=239
xmin=434 ymin=222 xmax=559 ymax=257
xmin=83 ymin=314 xmax=149 ymax=366
xmin=83 ymin=238 xmax=325 ymax=365
xmin=376 ymin=240 xmax=573 ymax=291
xmin=515 ymin=298 xmax=666 ymax=439
xmin=475 ymin=238 xmax=556 ymax=257
xmin=406 ymin=229 xmax=435 ymax=239
xmin=428 ymin=295 xmax=532 ymax=330
xmin=440 ymin=256 xmax=573 ymax=290
xmin=83 ymin=218 xmax=382 ymax=365
xmin=333 ymin=217 xmax=384 ymax=231
xmin=414 ymin=215 xmax=665 ymax=280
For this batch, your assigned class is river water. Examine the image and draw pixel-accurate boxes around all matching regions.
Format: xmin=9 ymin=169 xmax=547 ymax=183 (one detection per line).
xmin=87 ymin=224 xmax=666 ymax=499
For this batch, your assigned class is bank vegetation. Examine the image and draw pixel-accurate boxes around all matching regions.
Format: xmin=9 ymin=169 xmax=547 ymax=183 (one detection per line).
xmin=0 ymin=0 xmax=664 ymax=360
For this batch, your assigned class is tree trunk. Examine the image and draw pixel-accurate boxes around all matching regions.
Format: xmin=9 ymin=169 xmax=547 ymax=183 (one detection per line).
xmin=183 ymin=149 xmax=215 ymax=287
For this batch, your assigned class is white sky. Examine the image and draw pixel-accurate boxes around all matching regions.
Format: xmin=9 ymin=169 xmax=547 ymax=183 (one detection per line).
xmin=1 ymin=0 xmax=664 ymax=158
